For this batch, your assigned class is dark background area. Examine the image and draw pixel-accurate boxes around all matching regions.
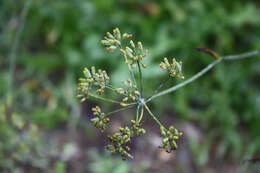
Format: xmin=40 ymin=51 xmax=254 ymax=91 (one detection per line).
xmin=0 ymin=0 xmax=260 ymax=172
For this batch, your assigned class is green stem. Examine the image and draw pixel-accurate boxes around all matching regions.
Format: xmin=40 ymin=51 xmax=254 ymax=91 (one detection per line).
xmin=146 ymin=59 xmax=221 ymax=103
xmin=89 ymin=94 xmax=137 ymax=106
xmin=106 ymin=104 xmax=136 ymax=116
xmin=135 ymin=104 xmax=140 ymax=122
xmin=105 ymin=85 xmax=128 ymax=97
xmin=224 ymin=50 xmax=260 ymax=61
xmin=129 ymin=68 xmax=138 ymax=88
xmin=138 ymin=105 xmax=144 ymax=123
xmin=143 ymin=103 xmax=164 ymax=128
xmin=89 ymin=94 xmax=121 ymax=104
xmin=119 ymin=44 xmax=138 ymax=88
xmin=137 ymin=61 xmax=143 ymax=97
xmin=146 ymin=50 xmax=260 ymax=103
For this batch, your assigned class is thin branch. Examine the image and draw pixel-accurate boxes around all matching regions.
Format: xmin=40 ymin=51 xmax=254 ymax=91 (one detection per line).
xmin=138 ymin=105 xmax=144 ymax=123
xmin=129 ymin=68 xmax=138 ymax=88
xmin=89 ymin=94 xmax=137 ymax=106
xmin=143 ymin=103 xmax=164 ymax=127
xmin=119 ymin=44 xmax=138 ymax=88
xmin=146 ymin=60 xmax=220 ymax=103
xmin=146 ymin=50 xmax=260 ymax=103
xmin=106 ymin=104 xmax=136 ymax=116
xmin=137 ymin=61 xmax=143 ymax=97
xmin=224 ymin=50 xmax=260 ymax=61
xmin=105 ymin=85 xmax=128 ymax=97
xmin=135 ymin=104 xmax=140 ymax=122
xmin=89 ymin=94 xmax=121 ymax=104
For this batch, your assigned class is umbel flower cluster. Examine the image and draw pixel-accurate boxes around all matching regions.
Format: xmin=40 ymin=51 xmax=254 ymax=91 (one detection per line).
xmin=159 ymin=126 xmax=183 ymax=153
xmin=105 ymin=120 xmax=146 ymax=160
xmin=77 ymin=66 xmax=110 ymax=102
xmin=91 ymin=106 xmax=110 ymax=133
xmin=160 ymin=57 xmax=184 ymax=79
xmin=115 ymin=78 xmax=141 ymax=105
xmin=77 ymin=28 xmax=185 ymax=160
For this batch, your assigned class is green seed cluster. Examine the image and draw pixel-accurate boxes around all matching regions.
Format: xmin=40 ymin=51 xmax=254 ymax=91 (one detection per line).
xmin=101 ymin=28 xmax=147 ymax=69
xmin=160 ymin=57 xmax=184 ymax=79
xmin=105 ymin=120 xmax=146 ymax=160
xmin=91 ymin=106 xmax=110 ymax=132
xmin=105 ymin=126 xmax=133 ymax=160
xmin=77 ymin=66 xmax=110 ymax=101
xmin=159 ymin=126 xmax=183 ymax=153
xmin=101 ymin=28 xmax=132 ymax=52
xmin=115 ymin=78 xmax=140 ymax=106
xmin=130 ymin=120 xmax=146 ymax=136
xmin=120 ymin=40 xmax=148 ymax=69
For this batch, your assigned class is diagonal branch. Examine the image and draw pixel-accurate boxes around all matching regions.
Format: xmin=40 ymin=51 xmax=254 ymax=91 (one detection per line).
xmin=146 ymin=50 xmax=260 ymax=103
xmin=106 ymin=104 xmax=136 ymax=116
xmin=143 ymin=103 xmax=164 ymax=128
xmin=89 ymin=94 xmax=136 ymax=105
xmin=224 ymin=50 xmax=260 ymax=61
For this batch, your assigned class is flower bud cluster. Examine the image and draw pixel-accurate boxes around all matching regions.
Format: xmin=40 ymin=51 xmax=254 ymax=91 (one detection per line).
xmin=77 ymin=66 xmax=110 ymax=101
xmin=159 ymin=126 xmax=183 ymax=153
xmin=130 ymin=120 xmax=146 ymax=136
xmin=160 ymin=57 xmax=184 ymax=79
xmin=105 ymin=120 xmax=146 ymax=160
xmin=91 ymin=106 xmax=110 ymax=132
xmin=120 ymin=40 xmax=148 ymax=69
xmin=101 ymin=28 xmax=132 ymax=52
xmin=115 ymin=78 xmax=140 ymax=106
xmin=105 ymin=126 xmax=133 ymax=160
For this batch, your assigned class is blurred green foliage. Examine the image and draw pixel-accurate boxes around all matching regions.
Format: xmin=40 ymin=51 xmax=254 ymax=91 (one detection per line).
xmin=88 ymin=149 xmax=148 ymax=173
xmin=0 ymin=0 xmax=260 ymax=172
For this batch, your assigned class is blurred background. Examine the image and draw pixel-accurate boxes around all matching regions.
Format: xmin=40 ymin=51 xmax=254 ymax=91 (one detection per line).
xmin=1 ymin=0 xmax=260 ymax=172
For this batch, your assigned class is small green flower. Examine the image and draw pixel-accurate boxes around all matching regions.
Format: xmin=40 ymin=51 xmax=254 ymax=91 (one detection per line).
xmin=130 ymin=120 xmax=146 ymax=136
xmin=115 ymin=78 xmax=140 ymax=104
xmin=101 ymin=28 xmax=121 ymax=52
xmin=105 ymin=126 xmax=133 ymax=160
xmin=91 ymin=106 xmax=110 ymax=132
xmin=159 ymin=125 xmax=183 ymax=153
xmin=77 ymin=66 xmax=110 ymax=101
xmin=101 ymin=28 xmax=147 ymax=69
xmin=160 ymin=57 xmax=184 ymax=79
xmin=120 ymin=41 xmax=148 ymax=68
xmin=105 ymin=120 xmax=146 ymax=160
xmin=122 ymin=33 xmax=132 ymax=39
xmin=101 ymin=28 xmax=133 ymax=53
